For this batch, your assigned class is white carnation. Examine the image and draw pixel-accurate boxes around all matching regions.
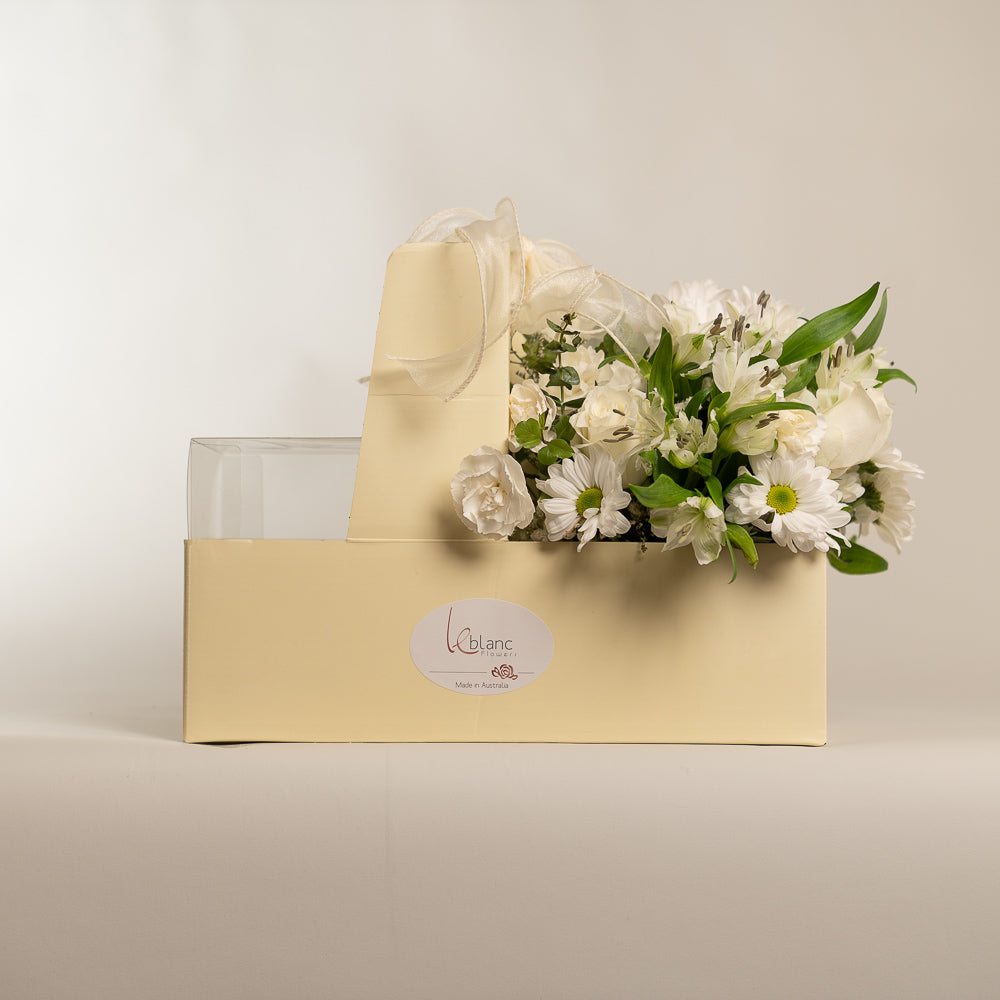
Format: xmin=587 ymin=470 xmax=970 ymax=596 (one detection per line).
xmin=451 ymin=447 xmax=534 ymax=539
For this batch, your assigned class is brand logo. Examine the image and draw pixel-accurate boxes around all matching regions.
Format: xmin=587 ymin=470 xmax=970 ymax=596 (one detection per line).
xmin=446 ymin=606 xmax=515 ymax=657
xmin=410 ymin=598 xmax=554 ymax=697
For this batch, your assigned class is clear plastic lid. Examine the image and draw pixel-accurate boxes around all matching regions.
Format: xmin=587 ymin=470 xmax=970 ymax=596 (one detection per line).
xmin=187 ymin=438 xmax=361 ymax=539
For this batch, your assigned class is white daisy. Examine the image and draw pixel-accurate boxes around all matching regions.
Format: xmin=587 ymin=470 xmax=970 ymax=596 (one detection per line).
xmin=850 ymin=445 xmax=923 ymax=552
xmin=650 ymin=496 xmax=725 ymax=565
xmin=726 ymin=453 xmax=850 ymax=554
xmin=536 ymin=448 xmax=631 ymax=551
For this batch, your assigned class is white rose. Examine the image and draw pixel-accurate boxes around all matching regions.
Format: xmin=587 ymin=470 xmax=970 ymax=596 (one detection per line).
xmin=570 ymin=386 xmax=665 ymax=465
xmin=595 ymin=359 xmax=645 ymax=393
xmin=815 ymin=384 xmax=893 ymax=474
xmin=451 ymin=447 xmax=534 ymax=539
xmin=508 ymin=381 xmax=556 ymax=450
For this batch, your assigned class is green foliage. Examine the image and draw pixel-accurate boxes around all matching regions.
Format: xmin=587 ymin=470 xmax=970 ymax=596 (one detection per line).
xmin=630 ymin=474 xmax=695 ymax=509
xmin=853 ymin=289 xmax=888 ymax=352
xmin=783 ymin=354 xmax=822 ymax=395
xmin=876 ymin=367 xmax=917 ymax=390
xmin=828 ymin=540 xmax=889 ymax=574
xmin=536 ymin=439 xmax=574 ymax=469
xmin=778 ymin=282 xmax=880 ymax=366
xmin=647 ymin=329 xmax=676 ymax=417
xmin=514 ymin=418 xmax=543 ymax=450
xmin=719 ymin=398 xmax=815 ymax=429
xmin=725 ymin=523 xmax=759 ymax=569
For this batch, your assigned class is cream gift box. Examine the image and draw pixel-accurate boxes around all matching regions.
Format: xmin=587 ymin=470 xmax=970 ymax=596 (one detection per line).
xmin=183 ymin=242 xmax=827 ymax=744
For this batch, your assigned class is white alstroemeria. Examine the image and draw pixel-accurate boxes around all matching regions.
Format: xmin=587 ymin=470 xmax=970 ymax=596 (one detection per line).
xmin=595 ymin=359 xmax=645 ymax=393
xmin=814 ymin=382 xmax=893 ymax=474
xmin=650 ymin=496 xmax=725 ymax=565
xmin=545 ymin=344 xmax=603 ymax=401
xmin=726 ymin=453 xmax=850 ymax=554
xmin=658 ymin=412 xmax=717 ymax=469
xmin=719 ymin=287 xmax=804 ymax=358
xmin=712 ymin=346 xmax=786 ymax=411
xmin=850 ymin=445 xmax=924 ymax=552
xmin=815 ymin=342 xmax=883 ymax=393
xmin=718 ymin=414 xmax=780 ymax=456
xmin=508 ymin=381 xmax=556 ymax=451
xmin=570 ymin=385 xmax=666 ymax=465
xmin=536 ymin=448 xmax=630 ymax=551
xmin=451 ymin=447 xmax=535 ymax=539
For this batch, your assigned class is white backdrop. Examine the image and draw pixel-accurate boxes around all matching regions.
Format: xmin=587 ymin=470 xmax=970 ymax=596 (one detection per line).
xmin=1 ymin=3 xmax=998 ymax=996
xmin=4 ymin=0 xmax=993 ymax=732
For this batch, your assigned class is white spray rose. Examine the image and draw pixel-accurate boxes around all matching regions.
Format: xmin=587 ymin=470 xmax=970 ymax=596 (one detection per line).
xmin=508 ymin=381 xmax=555 ymax=450
xmin=815 ymin=384 xmax=893 ymax=474
xmin=451 ymin=447 xmax=534 ymax=539
xmin=546 ymin=345 xmax=603 ymax=401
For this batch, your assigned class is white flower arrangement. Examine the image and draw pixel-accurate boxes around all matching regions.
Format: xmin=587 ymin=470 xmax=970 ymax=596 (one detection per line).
xmin=450 ymin=220 xmax=921 ymax=578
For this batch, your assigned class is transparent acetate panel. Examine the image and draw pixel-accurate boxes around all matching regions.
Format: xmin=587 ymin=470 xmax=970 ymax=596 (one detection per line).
xmin=188 ymin=438 xmax=361 ymax=539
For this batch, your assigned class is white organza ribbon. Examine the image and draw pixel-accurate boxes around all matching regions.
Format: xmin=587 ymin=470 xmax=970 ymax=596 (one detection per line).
xmin=390 ymin=198 xmax=671 ymax=399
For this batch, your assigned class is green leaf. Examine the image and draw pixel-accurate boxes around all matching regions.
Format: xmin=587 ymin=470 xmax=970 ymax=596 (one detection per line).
xmin=725 ymin=473 xmax=762 ymax=493
xmin=552 ymin=413 xmax=574 ymax=441
xmin=725 ymin=523 xmax=759 ymax=569
xmin=876 ymin=367 xmax=917 ymax=390
xmin=708 ymin=391 xmax=730 ymax=415
xmin=853 ymin=289 xmax=888 ymax=353
xmin=514 ymin=418 xmax=543 ymax=450
xmin=630 ymin=474 xmax=695 ymax=509
xmin=547 ymin=365 xmax=580 ymax=390
xmin=536 ymin=439 xmax=574 ymax=467
xmin=696 ymin=455 xmax=713 ymax=477
xmin=724 ymin=535 xmax=738 ymax=583
xmin=783 ymin=354 xmax=821 ymax=396
xmin=546 ymin=318 xmax=565 ymax=334
xmin=828 ymin=540 xmax=889 ymax=574
xmin=599 ymin=333 xmax=619 ymax=357
xmin=778 ymin=282 xmax=880 ymax=366
xmin=719 ymin=399 xmax=815 ymax=429
xmin=684 ymin=385 xmax=714 ymax=419
xmin=705 ymin=475 xmax=724 ymax=512
xmin=647 ymin=328 xmax=676 ymax=417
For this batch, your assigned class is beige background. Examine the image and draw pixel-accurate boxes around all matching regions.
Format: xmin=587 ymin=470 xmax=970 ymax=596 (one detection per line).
xmin=1 ymin=1 xmax=997 ymax=998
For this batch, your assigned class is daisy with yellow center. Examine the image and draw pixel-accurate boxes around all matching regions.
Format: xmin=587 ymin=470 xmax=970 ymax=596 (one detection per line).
xmin=726 ymin=453 xmax=850 ymax=554
xmin=536 ymin=448 xmax=631 ymax=551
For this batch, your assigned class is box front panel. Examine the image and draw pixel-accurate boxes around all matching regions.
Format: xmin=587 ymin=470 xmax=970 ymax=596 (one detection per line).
xmin=184 ymin=539 xmax=825 ymax=745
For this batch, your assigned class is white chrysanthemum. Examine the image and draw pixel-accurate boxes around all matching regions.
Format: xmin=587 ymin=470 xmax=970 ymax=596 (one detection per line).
xmin=451 ymin=447 xmax=535 ymax=539
xmin=536 ymin=448 xmax=631 ymax=551
xmin=659 ymin=413 xmax=717 ymax=469
xmin=850 ymin=445 xmax=924 ymax=552
xmin=726 ymin=453 xmax=850 ymax=554
xmin=650 ymin=496 xmax=725 ymax=565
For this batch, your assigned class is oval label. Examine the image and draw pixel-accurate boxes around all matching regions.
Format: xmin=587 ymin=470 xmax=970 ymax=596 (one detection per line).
xmin=410 ymin=598 xmax=554 ymax=695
